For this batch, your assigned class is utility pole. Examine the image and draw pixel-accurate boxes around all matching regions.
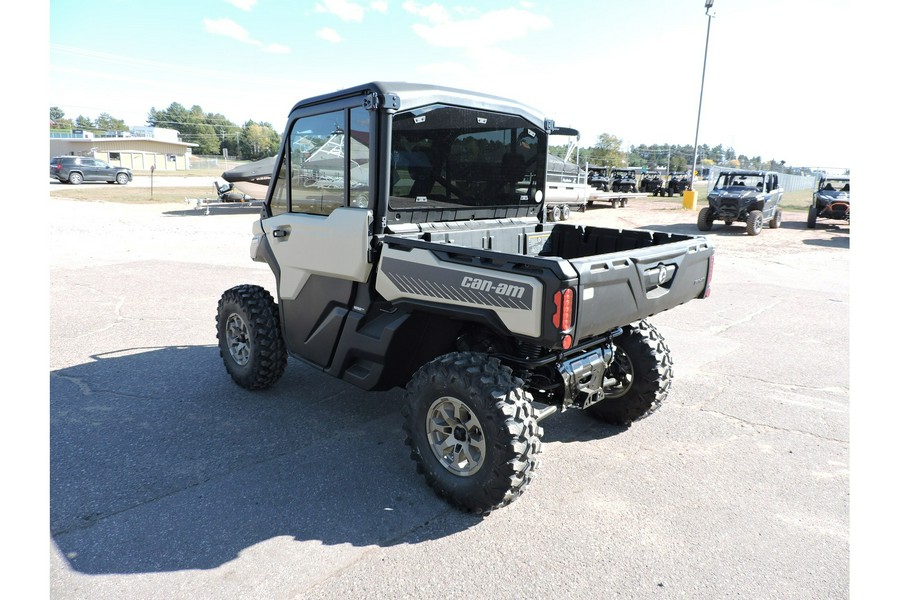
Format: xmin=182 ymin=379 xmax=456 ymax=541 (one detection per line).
xmin=690 ymin=0 xmax=715 ymax=192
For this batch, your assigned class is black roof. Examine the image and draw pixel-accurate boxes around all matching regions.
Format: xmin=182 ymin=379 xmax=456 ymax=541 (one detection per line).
xmin=287 ymin=81 xmax=548 ymax=129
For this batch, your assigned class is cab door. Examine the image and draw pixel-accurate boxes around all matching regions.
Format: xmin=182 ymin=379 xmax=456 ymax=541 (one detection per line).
xmin=260 ymin=106 xmax=373 ymax=368
xmin=763 ymin=173 xmax=783 ymax=217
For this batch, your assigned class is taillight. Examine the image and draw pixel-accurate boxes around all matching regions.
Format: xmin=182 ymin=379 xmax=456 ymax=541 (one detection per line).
xmin=553 ymin=288 xmax=575 ymax=349
xmin=702 ymin=254 xmax=714 ymax=298
xmin=552 ymin=288 xmax=573 ymax=329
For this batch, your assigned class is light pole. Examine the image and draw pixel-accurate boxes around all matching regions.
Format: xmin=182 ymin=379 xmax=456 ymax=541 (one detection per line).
xmin=689 ymin=0 xmax=715 ymax=191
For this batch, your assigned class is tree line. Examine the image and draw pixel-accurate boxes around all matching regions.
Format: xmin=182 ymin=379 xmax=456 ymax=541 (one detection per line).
xmin=49 ymin=106 xmax=792 ymax=172
xmin=49 ymin=104 xmax=280 ymax=161
xmin=553 ymin=132 xmax=793 ymax=174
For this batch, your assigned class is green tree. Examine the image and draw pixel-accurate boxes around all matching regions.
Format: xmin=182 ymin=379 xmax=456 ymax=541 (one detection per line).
xmin=50 ymin=107 xmax=73 ymax=130
xmin=95 ymin=112 xmax=128 ymax=132
xmin=581 ymin=133 xmax=625 ymax=167
xmin=239 ymin=121 xmax=281 ymax=160
xmin=148 ymin=102 xmax=192 ymax=131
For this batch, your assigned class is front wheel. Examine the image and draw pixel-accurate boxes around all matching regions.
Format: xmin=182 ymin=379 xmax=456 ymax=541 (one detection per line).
xmin=403 ymin=352 xmax=543 ymax=515
xmin=746 ymin=210 xmax=764 ymax=236
xmin=216 ymin=284 xmax=287 ymax=390
xmin=115 ymin=173 xmax=129 ymax=185
xmin=586 ymin=320 xmax=673 ymax=426
xmin=697 ymin=206 xmax=713 ymax=231
xmin=807 ymin=205 xmax=818 ymax=229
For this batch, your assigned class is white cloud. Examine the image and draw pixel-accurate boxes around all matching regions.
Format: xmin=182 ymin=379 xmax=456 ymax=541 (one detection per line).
xmin=203 ymin=18 xmax=253 ymax=43
xmin=402 ymin=1 xmax=450 ymax=24
xmin=409 ymin=7 xmax=551 ymax=48
xmin=227 ymin=0 xmax=257 ymax=11
xmin=370 ymin=1 xmax=388 ymax=13
xmin=315 ymin=0 xmax=366 ymax=22
xmin=203 ymin=18 xmax=291 ymax=53
xmin=316 ymin=27 xmax=344 ymax=43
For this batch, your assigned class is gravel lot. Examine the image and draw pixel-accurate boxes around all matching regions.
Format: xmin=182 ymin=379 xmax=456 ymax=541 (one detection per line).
xmin=46 ymin=193 xmax=850 ymax=599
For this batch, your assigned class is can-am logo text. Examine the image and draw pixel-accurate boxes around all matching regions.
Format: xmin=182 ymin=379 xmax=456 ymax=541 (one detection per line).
xmin=461 ymin=276 xmax=525 ymax=299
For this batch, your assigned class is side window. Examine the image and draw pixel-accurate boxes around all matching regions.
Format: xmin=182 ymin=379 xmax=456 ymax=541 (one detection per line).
xmin=348 ymin=107 xmax=370 ymax=208
xmin=269 ymin=156 xmax=288 ymax=216
xmin=289 ymin=110 xmax=346 ymax=216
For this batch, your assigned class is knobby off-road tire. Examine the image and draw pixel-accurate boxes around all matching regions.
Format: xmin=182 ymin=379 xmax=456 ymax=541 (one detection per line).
xmin=216 ymin=284 xmax=287 ymax=390
xmin=807 ymin=205 xmax=818 ymax=229
xmin=403 ymin=352 xmax=543 ymax=515
xmin=769 ymin=207 xmax=783 ymax=229
xmin=586 ymin=320 xmax=673 ymax=426
xmin=746 ymin=210 xmax=764 ymax=236
xmin=697 ymin=207 xmax=714 ymax=231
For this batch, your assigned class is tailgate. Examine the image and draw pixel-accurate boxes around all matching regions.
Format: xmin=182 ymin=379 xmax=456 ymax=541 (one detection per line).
xmin=569 ymin=237 xmax=713 ymax=340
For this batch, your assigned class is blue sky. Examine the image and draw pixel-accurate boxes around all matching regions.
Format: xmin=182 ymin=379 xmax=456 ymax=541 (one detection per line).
xmin=47 ymin=0 xmax=853 ymax=168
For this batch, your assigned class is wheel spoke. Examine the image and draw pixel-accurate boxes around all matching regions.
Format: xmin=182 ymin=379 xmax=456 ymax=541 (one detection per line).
xmin=225 ymin=314 xmax=251 ymax=365
xmin=467 ymin=434 xmax=485 ymax=458
xmin=426 ymin=396 xmax=486 ymax=477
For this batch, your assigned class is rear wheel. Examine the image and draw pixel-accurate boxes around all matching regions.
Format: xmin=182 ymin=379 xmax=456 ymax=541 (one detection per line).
xmin=561 ymin=204 xmax=571 ymax=220
xmin=586 ymin=320 xmax=673 ymax=426
xmin=403 ymin=352 xmax=543 ymax=515
xmin=746 ymin=210 xmax=764 ymax=236
xmin=769 ymin=208 xmax=783 ymax=229
xmin=216 ymin=284 xmax=287 ymax=390
xmin=68 ymin=172 xmax=83 ymax=185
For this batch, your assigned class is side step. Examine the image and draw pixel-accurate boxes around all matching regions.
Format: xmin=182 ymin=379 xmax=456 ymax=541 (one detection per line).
xmin=532 ymin=402 xmax=559 ymax=423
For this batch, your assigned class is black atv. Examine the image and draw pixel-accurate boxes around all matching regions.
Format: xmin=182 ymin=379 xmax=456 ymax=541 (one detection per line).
xmin=639 ymin=171 xmax=662 ymax=194
xmin=667 ymin=173 xmax=690 ymax=196
xmin=587 ymin=166 xmax=610 ymax=192
xmin=807 ymin=175 xmax=849 ymax=228
xmin=610 ymin=168 xmax=639 ymax=193
xmin=697 ymin=169 xmax=784 ymax=236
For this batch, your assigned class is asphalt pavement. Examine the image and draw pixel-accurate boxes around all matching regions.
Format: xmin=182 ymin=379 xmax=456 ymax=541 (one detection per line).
xmin=47 ymin=194 xmax=850 ymax=599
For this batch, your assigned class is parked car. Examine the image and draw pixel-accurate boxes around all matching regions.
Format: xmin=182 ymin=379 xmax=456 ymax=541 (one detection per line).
xmin=807 ymin=175 xmax=849 ymax=228
xmin=50 ymin=156 xmax=132 ymax=185
xmin=697 ymin=169 xmax=783 ymax=236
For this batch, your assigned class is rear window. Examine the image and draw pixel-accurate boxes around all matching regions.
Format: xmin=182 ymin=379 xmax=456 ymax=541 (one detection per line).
xmin=388 ymin=104 xmax=545 ymax=214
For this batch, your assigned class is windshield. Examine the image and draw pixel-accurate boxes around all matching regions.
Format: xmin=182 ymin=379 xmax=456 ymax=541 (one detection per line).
xmin=389 ymin=104 xmax=545 ymax=212
xmin=819 ymin=178 xmax=849 ymax=192
xmin=714 ymin=173 xmax=765 ymax=190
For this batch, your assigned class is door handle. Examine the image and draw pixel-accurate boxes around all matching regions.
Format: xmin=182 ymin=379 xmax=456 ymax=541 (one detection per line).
xmin=272 ymin=228 xmax=289 ymax=238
